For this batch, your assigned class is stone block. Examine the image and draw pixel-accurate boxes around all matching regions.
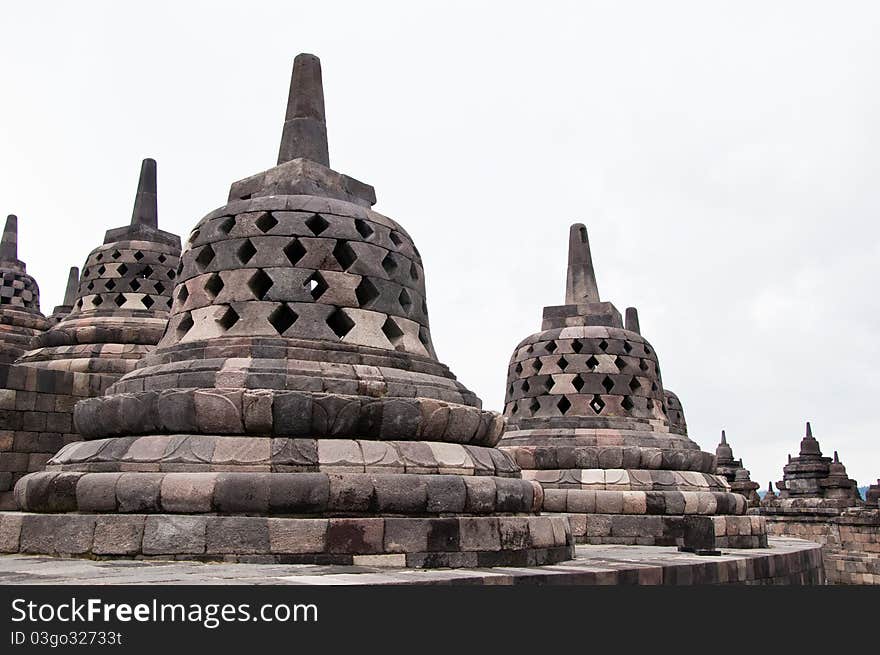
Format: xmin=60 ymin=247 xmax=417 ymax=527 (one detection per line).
xmin=207 ymin=517 xmax=270 ymax=554
xmin=425 ymin=475 xmax=466 ymax=513
xmin=116 ymin=473 xmax=163 ymax=512
xmin=374 ymin=474 xmax=427 ymax=513
xmin=543 ymin=488 xmax=568 ymax=512
xmin=459 ymin=517 xmax=501 ymax=552
xmin=499 ymin=517 xmax=530 ymax=550
xmin=76 ymin=473 xmax=122 ymax=512
xmin=326 ymin=518 xmax=384 ymax=554
xmin=595 ymin=490 xmax=624 ymax=514
xmin=92 ymin=515 xmax=145 ymax=555
xmin=0 ymin=513 xmax=23 ymax=553
xmin=20 ymin=515 xmax=95 ymax=555
xmin=160 ymin=473 xmax=216 ymax=513
xmin=463 ymin=476 xmax=496 ymax=513
xmin=213 ymin=473 xmax=270 ymax=513
xmin=268 ymin=518 xmax=328 ymax=554
xmin=142 ymin=515 xmax=207 ymax=555
xmin=384 ymin=518 xmax=429 ymax=552
xmin=268 ymin=473 xmax=329 ymax=513
xmin=327 ymin=473 xmax=373 ymax=512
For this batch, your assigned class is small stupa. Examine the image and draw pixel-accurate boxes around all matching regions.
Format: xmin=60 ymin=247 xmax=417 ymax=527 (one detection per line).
xmin=498 ymin=224 xmax=765 ymax=547
xmin=47 ymin=267 xmax=80 ymax=325
xmin=0 ymin=215 xmax=49 ymax=363
xmin=714 ymin=430 xmax=760 ymax=507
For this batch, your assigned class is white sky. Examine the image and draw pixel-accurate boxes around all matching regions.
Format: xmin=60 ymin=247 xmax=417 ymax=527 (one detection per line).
xmin=2 ymin=1 xmax=878 ymax=489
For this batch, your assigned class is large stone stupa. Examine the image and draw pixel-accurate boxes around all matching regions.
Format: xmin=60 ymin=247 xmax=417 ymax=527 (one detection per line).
xmin=0 ymin=215 xmax=49 ymax=364
xmin=9 ymin=54 xmax=572 ymax=568
xmin=499 ymin=224 xmax=766 ymax=548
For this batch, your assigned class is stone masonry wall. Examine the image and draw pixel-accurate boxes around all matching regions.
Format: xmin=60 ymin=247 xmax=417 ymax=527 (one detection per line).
xmin=0 ymin=363 xmax=116 ymax=509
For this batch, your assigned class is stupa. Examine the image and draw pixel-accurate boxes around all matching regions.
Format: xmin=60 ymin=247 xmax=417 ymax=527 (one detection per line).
xmin=0 ymin=215 xmax=49 ymax=363
xmin=867 ymin=480 xmax=880 ymax=507
xmin=499 ymin=224 xmax=766 ymax=547
xmin=10 ymin=54 xmax=572 ymax=567
xmin=767 ymin=422 xmax=862 ymax=509
xmin=714 ymin=430 xmax=760 ymax=507
xmin=763 ymin=482 xmax=778 ymax=504
xmin=47 ymin=267 xmax=80 ymax=325
xmin=17 ymin=159 xmax=181 ymax=375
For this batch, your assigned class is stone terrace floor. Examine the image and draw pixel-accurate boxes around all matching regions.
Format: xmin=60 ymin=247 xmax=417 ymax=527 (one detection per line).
xmin=0 ymin=538 xmax=821 ymax=585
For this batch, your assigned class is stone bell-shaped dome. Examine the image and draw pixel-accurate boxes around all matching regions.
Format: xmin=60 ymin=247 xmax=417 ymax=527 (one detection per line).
xmin=17 ymin=159 xmax=182 ymax=374
xmin=14 ymin=55 xmax=571 ymax=568
xmin=0 ymin=215 xmax=50 ymax=363
xmin=499 ymin=224 xmax=764 ymax=548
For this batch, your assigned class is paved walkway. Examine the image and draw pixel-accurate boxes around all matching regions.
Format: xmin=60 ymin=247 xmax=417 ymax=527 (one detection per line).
xmin=0 ymin=538 xmax=822 ymax=584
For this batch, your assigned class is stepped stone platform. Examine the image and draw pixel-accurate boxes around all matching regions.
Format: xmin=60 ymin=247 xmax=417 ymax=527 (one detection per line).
xmin=498 ymin=224 xmax=766 ymax=549
xmin=7 ymin=54 xmax=574 ymax=569
xmin=0 ymin=537 xmax=823 ymax=584
xmin=0 ymin=161 xmax=181 ymax=510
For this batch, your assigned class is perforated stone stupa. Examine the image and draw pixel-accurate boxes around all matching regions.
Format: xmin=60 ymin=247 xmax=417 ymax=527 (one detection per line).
xmin=499 ymin=224 xmax=766 ymax=548
xmin=0 ymin=216 xmax=49 ymax=364
xmin=714 ymin=431 xmax=760 ymax=508
xmin=17 ymin=159 xmax=181 ymax=375
xmin=10 ymin=54 xmax=572 ymax=567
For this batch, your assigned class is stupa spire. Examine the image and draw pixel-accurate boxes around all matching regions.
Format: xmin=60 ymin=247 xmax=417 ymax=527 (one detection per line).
xmin=564 ymin=223 xmax=599 ymax=305
xmin=62 ymin=267 xmax=79 ymax=306
xmin=625 ymin=307 xmax=641 ymax=333
xmin=721 ymin=430 xmax=727 ymax=444
xmin=1 ymin=214 xmax=18 ymax=262
xmin=130 ymin=158 xmax=158 ymax=229
xmin=278 ymin=53 xmax=329 ymax=167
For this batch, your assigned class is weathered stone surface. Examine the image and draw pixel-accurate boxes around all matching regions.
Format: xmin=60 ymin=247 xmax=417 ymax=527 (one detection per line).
xmin=142 ymin=515 xmax=207 ymax=555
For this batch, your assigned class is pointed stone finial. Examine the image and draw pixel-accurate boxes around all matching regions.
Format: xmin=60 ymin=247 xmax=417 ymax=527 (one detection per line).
xmin=721 ymin=430 xmax=727 ymax=444
xmin=130 ymin=159 xmax=158 ymax=229
xmin=806 ymin=421 xmax=813 ymax=439
xmin=1 ymin=214 xmax=19 ymax=262
xmin=768 ymin=482 xmax=774 ymax=492
xmin=833 ymin=450 xmax=839 ymax=463
xmin=625 ymin=307 xmax=641 ymax=334
xmin=62 ymin=267 xmax=79 ymax=306
xmin=565 ymin=223 xmax=600 ymax=305
xmin=278 ymin=54 xmax=329 ymax=167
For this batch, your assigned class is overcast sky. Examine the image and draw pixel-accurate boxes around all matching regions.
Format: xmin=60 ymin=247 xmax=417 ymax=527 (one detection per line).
xmin=2 ymin=1 xmax=878 ymax=489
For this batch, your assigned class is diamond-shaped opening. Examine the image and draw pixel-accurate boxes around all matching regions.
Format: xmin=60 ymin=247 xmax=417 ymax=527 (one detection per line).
xmin=522 ymin=380 xmax=530 ymax=393
xmin=130 ymin=279 xmax=141 ymax=292
xmin=333 ymin=241 xmax=358 ymax=271
xmin=283 ymin=239 xmax=307 ymax=266
xmin=177 ymin=312 xmax=194 ymax=337
xmin=418 ymin=326 xmax=431 ymax=349
xmin=219 ymin=217 xmax=236 ymax=234
xmin=158 ymin=254 xmax=167 ymax=264
xmin=571 ymin=339 xmax=583 ymax=354
xmin=639 ymin=359 xmax=649 ymax=372
xmin=217 ymin=305 xmax=240 ymax=331
xmin=644 ymin=344 xmax=652 ymax=355
xmin=204 ymin=273 xmax=224 ymax=298
xmin=544 ymin=377 xmax=554 ymax=392
xmin=142 ymin=295 xmax=155 ymax=309
xmin=533 ymin=358 xmax=543 ymax=372
xmin=651 ymin=382 xmax=658 ymax=392
xmin=177 ymin=285 xmax=189 ymax=302
xmin=599 ymin=339 xmax=609 ymax=351
xmin=92 ymin=295 xmax=104 ymax=306
xmin=117 ymin=263 xmax=128 ymax=276
xmin=105 ymin=279 xmax=116 ymax=291
xmin=326 ymin=307 xmax=354 ymax=339
xmin=236 ymin=239 xmax=257 ymax=265
xmin=623 ymin=341 xmax=633 ymax=353
xmin=95 ymin=254 xmax=103 ymax=262
xmin=529 ymin=398 xmax=541 ymax=414
xmin=268 ymin=303 xmax=298 ymax=335
xmin=558 ymin=356 xmax=569 ymax=371
xmin=114 ymin=294 xmax=126 ymax=307
xmin=398 ymin=288 xmax=412 ymax=313
xmin=621 ymin=396 xmax=634 ymax=411
xmin=614 ymin=356 xmax=626 ymax=370
xmin=165 ymin=298 xmax=172 ymax=309
xmin=154 ymin=281 xmax=165 ymax=295
xmin=590 ymin=395 xmax=606 ymax=414
xmin=629 ymin=377 xmax=641 ymax=392
xmin=602 ymin=376 xmax=614 ymax=393
xmin=189 ymin=229 xmax=201 ymax=245
xmin=111 ymin=250 xmax=121 ymax=259
xmin=389 ymin=231 xmax=403 ymax=246
xmin=97 ymin=265 xmax=106 ymax=275
xmin=167 ymin=269 xmax=176 ymax=279
xmin=355 ymin=277 xmax=380 ymax=307
xmin=354 ymin=218 xmax=374 ymax=240
xmin=76 ymin=299 xmax=83 ymax=309
xmin=572 ymin=374 xmax=586 ymax=392
xmin=134 ymin=251 xmax=144 ymax=261
xmin=195 ymin=245 xmax=215 ymax=270
xmin=86 ymin=281 xmax=95 ymax=291
xmin=511 ymin=402 xmax=519 ymax=415
xmin=176 ymin=261 xmax=184 ymax=276
xmin=305 ymin=213 xmax=329 ymax=236
xmin=514 ymin=362 xmax=523 ymax=375
xmin=305 ymin=272 xmax=328 ymax=300
xmin=586 ymin=355 xmax=600 ymax=370
xmin=382 ymin=316 xmax=405 ymax=347
xmin=82 ymin=268 xmax=90 ymax=277
xmin=255 ymin=212 xmax=278 ymax=233
xmin=410 ymin=262 xmax=419 ymax=280
xmin=381 ymin=252 xmax=398 ymax=276
xmin=248 ymin=269 xmax=274 ymax=300
xmin=546 ymin=340 xmax=557 ymax=353
xmin=526 ymin=345 xmax=533 ymax=354
xmin=557 ymin=396 xmax=572 ymax=415
xmin=647 ymin=398 xmax=654 ymax=410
